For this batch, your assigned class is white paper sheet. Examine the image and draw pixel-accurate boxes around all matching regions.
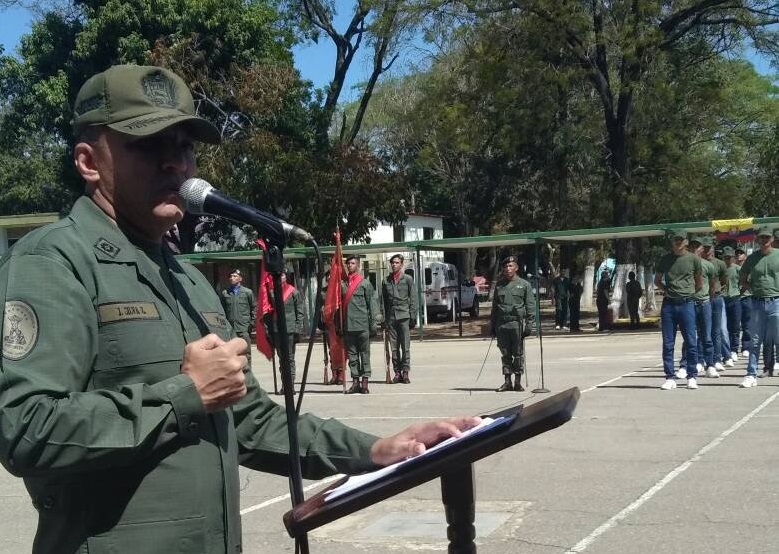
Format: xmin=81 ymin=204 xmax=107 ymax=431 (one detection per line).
xmin=324 ymin=416 xmax=513 ymax=502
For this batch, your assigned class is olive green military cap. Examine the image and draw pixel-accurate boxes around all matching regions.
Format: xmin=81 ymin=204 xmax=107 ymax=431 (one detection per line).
xmin=756 ymin=225 xmax=774 ymax=237
xmin=669 ymin=229 xmax=687 ymax=239
xmin=698 ymin=236 xmax=713 ymax=247
xmin=722 ymin=246 xmax=735 ymax=257
xmin=72 ymin=65 xmax=220 ymax=143
xmin=501 ymin=255 xmax=518 ymax=266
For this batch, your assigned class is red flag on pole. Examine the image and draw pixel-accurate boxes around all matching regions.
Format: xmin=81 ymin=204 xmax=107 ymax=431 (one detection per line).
xmin=255 ymin=238 xmax=274 ymax=360
xmin=323 ymin=229 xmax=346 ymax=370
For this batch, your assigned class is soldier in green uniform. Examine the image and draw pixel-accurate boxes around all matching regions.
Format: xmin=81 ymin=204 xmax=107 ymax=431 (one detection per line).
xmin=738 ymin=225 xmax=779 ymax=388
xmin=722 ymin=246 xmax=742 ymax=367
xmin=220 ymin=269 xmax=255 ymax=364
xmin=342 ymin=255 xmax=380 ymax=394
xmin=0 ymin=64 xmax=480 ymax=554
xmin=655 ymin=229 xmax=703 ymax=390
xmin=380 ymin=254 xmax=418 ymax=384
xmin=687 ymin=236 xmax=718 ymax=379
xmin=490 ymin=255 xmax=536 ymax=392
xmin=701 ymin=237 xmax=728 ymax=372
xmin=551 ymin=269 xmax=570 ymax=330
xmin=265 ymin=272 xmax=305 ymax=393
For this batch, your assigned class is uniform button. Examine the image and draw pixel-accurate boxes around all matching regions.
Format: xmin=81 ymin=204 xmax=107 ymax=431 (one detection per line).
xmin=180 ymin=414 xmax=189 ymax=425
xmin=166 ymin=383 xmax=178 ymax=394
xmin=41 ymin=496 xmax=55 ymax=510
xmin=188 ymin=422 xmax=199 ymax=433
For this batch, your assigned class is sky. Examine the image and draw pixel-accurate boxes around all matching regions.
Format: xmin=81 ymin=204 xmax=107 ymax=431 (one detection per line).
xmin=0 ymin=3 xmax=775 ymax=98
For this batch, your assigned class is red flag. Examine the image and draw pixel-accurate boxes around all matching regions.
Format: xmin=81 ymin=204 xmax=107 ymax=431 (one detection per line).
xmin=323 ymin=229 xmax=346 ymax=369
xmin=254 ymin=239 xmax=274 ymax=360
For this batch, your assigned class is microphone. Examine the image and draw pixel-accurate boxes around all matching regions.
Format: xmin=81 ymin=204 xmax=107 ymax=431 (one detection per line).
xmin=179 ymin=178 xmax=312 ymax=243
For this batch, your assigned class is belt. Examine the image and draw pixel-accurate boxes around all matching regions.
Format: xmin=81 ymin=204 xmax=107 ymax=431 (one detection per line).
xmin=755 ymin=296 xmax=779 ymax=301
xmin=694 ymin=298 xmax=710 ymax=305
xmin=664 ymin=297 xmax=692 ymax=304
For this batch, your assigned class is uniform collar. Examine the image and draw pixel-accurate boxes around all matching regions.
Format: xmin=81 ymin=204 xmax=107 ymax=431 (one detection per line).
xmin=69 ymin=196 xmax=140 ymax=264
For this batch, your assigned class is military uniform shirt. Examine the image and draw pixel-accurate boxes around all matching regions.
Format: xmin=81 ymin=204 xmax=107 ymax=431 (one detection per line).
xmin=710 ymin=257 xmax=727 ymax=295
xmin=723 ymin=264 xmax=741 ymax=298
xmin=0 ymin=197 xmax=377 ymax=554
xmin=344 ymin=277 xmax=379 ymax=333
xmin=740 ymin=250 xmax=779 ymax=298
xmin=490 ymin=275 xmax=535 ymax=330
xmin=221 ymin=284 xmax=255 ymax=331
xmin=380 ymin=273 xmax=418 ymax=322
xmin=657 ymin=252 xmax=702 ymax=299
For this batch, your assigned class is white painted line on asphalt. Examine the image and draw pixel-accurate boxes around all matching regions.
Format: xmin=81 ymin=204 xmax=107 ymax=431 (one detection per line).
xmin=240 ymin=475 xmax=343 ymax=516
xmin=580 ymin=370 xmax=641 ymax=393
xmin=565 ymin=390 xmax=779 ymax=553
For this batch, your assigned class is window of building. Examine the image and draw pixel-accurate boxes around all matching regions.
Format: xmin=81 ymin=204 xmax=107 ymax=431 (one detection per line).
xmin=393 ymin=225 xmax=405 ymax=242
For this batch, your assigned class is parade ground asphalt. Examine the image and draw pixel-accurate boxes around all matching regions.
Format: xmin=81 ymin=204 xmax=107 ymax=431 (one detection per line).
xmin=3 ymin=326 xmax=779 ymax=554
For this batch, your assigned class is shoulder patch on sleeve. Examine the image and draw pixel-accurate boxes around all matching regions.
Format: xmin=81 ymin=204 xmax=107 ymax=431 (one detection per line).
xmin=3 ymin=300 xmax=39 ymax=361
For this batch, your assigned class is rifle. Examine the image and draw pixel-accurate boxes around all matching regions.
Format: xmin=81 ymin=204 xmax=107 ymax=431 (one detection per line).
xmin=322 ymin=331 xmax=330 ymax=385
xmin=383 ymin=327 xmax=392 ymax=383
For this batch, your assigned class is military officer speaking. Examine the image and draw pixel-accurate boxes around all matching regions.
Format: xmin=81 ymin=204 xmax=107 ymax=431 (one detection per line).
xmin=220 ymin=268 xmax=256 ymax=363
xmin=490 ymin=255 xmax=536 ymax=392
xmin=0 ymin=64 xmax=480 ymax=554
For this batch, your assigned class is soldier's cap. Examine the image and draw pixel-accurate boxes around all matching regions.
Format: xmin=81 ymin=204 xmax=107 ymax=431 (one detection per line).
xmin=722 ymin=246 xmax=735 ymax=257
xmin=230 ymin=269 xmax=242 ymax=276
xmin=734 ymin=246 xmax=746 ymax=254
xmin=72 ymin=65 xmax=220 ymax=144
xmin=698 ymin=236 xmax=714 ymax=247
xmin=756 ymin=225 xmax=774 ymax=237
xmin=501 ymin=255 xmax=518 ymax=267
xmin=688 ymin=236 xmax=702 ymax=246
xmin=389 ymin=254 xmax=404 ymax=262
xmin=668 ymin=229 xmax=687 ymax=239
xmin=345 ymin=255 xmax=358 ymax=262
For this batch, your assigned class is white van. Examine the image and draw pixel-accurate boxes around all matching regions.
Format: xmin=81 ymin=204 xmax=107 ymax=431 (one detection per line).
xmin=423 ymin=262 xmax=479 ymax=320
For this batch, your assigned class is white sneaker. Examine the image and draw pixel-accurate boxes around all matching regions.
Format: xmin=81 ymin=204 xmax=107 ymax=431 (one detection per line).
xmin=731 ymin=352 xmax=739 ymax=362
xmin=563 ymin=326 xmax=569 ymax=331
xmin=740 ymin=375 xmax=758 ymax=388
xmin=706 ymin=366 xmax=719 ymax=378
xmin=715 ymin=362 xmax=724 ymax=371
xmin=675 ymin=368 xmax=687 ymax=380
xmin=696 ymin=363 xmax=704 ymax=372
xmin=687 ymin=378 xmax=698 ymax=389
xmin=724 ymin=359 xmax=735 ymax=368
xmin=774 ymin=363 xmax=779 ymax=371
xmin=742 ymin=350 xmax=750 ymax=359
xmin=555 ymin=325 xmax=561 ymax=330
xmin=661 ymin=379 xmax=677 ymax=390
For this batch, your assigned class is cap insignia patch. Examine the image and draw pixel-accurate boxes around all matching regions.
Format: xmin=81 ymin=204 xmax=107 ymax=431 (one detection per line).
xmin=142 ymin=72 xmax=177 ymax=109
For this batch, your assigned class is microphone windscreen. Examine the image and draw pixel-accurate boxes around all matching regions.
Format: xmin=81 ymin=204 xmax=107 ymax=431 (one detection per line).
xmin=179 ymin=178 xmax=212 ymax=214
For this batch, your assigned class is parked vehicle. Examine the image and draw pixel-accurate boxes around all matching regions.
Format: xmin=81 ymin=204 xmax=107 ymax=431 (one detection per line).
xmin=423 ymin=262 xmax=479 ymax=320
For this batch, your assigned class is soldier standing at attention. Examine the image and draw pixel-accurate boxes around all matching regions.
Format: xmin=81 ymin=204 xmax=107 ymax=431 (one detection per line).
xmin=736 ymin=245 xmax=753 ymax=359
xmin=655 ymin=229 xmax=703 ymax=390
xmin=380 ymin=254 xmax=418 ymax=384
xmin=266 ymin=272 xmax=305 ymax=394
xmin=551 ymin=269 xmax=570 ymax=330
xmin=221 ymin=269 xmax=255 ymax=365
xmin=0 ymin=64 xmax=480 ymax=553
xmin=343 ymin=255 xmax=380 ymax=394
xmin=490 ymin=255 xmax=536 ymax=392
xmin=738 ymin=226 xmax=779 ymax=388
xmin=722 ymin=246 xmax=742 ymax=367
xmin=625 ymin=271 xmax=643 ymax=329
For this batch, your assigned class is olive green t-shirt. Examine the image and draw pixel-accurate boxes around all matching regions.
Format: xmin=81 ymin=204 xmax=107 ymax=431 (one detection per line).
xmin=723 ymin=264 xmax=741 ymax=298
xmin=740 ymin=249 xmax=779 ymax=298
xmin=710 ymin=257 xmax=727 ymax=295
xmin=657 ymin=251 xmax=702 ymax=299
xmin=694 ymin=258 xmax=716 ymax=301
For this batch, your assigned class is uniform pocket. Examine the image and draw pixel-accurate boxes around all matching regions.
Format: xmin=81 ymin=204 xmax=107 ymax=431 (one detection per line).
xmin=86 ymin=516 xmax=207 ymax=554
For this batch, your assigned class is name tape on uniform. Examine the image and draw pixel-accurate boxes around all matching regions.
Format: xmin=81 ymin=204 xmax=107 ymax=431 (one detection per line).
xmin=98 ymin=302 xmax=161 ymax=323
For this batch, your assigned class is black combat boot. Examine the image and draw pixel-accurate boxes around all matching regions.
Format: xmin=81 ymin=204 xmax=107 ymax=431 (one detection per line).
xmin=346 ymin=379 xmax=361 ymax=394
xmin=392 ymin=371 xmax=403 ymax=384
xmin=402 ymin=370 xmax=410 ymax=384
xmin=514 ymin=374 xmax=524 ymax=392
xmin=360 ymin=376 xmax=370 ymax=394
xmin=496 ymin=375 xmax=512 ymax=392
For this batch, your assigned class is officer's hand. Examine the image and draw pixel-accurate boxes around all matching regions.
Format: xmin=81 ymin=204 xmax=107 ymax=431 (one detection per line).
xmin=522 ymin=324 xmax=533 ymax=338
xmin=409 ymin=319 xmax=417 ymax=329
xmin=294 ymin=333 xmax=302 ymax=344
xmin=370 ymin=326 xmax=378 ymax=337
xmin=181 ymin=334 xmax=248 ymax=412
xmin=370 ymin=416 xmax=482 ymax=466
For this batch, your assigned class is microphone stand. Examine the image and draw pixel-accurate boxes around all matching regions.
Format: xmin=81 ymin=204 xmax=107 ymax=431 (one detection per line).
xmin=263 ymin=240 xmax=310 ymax=554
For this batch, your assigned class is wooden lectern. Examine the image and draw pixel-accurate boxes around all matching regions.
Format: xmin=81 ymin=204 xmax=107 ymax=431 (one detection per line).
xmin=283 ymin=387 xmax=580 ymax=553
